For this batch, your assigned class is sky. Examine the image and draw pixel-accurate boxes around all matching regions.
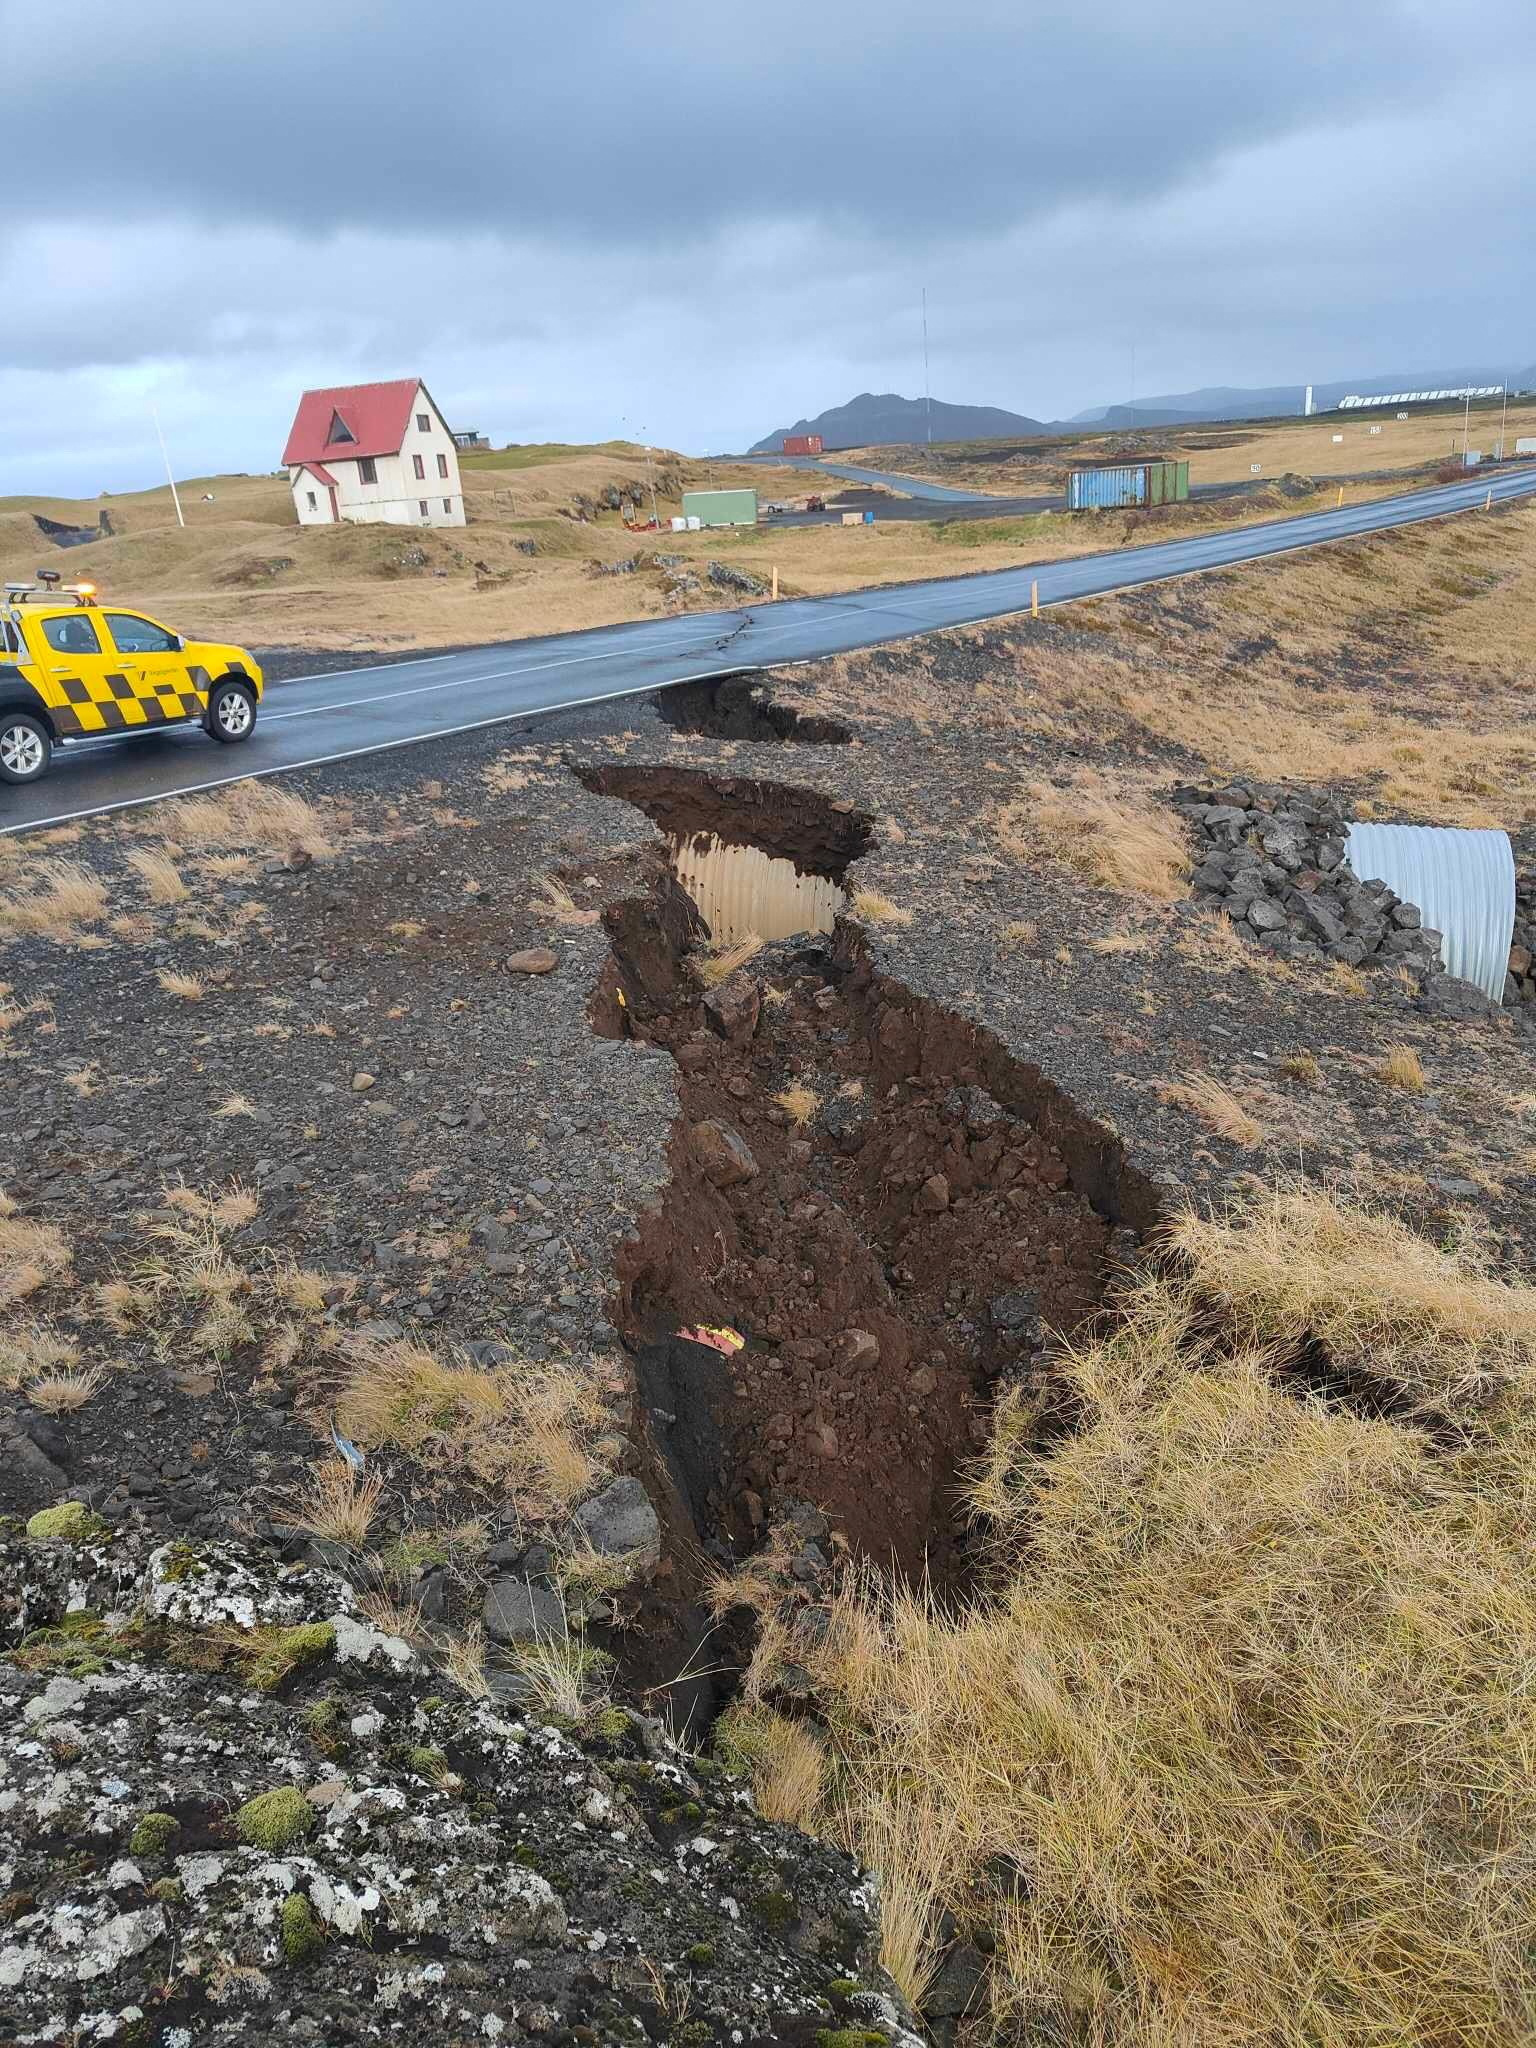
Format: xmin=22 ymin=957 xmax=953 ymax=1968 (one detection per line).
xmin=3 ymin=0 xmax=1533 ymax=497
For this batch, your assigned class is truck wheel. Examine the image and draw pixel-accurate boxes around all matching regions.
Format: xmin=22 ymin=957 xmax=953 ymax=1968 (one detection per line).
xmin=0 ymin=713 xmax=51 ymax=784
xmin=207 ymin=680 xmax=256 ymax=743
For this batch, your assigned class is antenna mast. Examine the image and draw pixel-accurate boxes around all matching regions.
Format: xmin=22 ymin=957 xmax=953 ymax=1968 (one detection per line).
xmin=922 ymin=288 xmax=932 ymax=446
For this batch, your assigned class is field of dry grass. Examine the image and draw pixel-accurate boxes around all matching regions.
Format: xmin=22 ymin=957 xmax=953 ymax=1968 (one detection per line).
xmin=815 ymin=498 xmax=1536 ymax=830
xmin=1 ymin=438 xmax=1430 ymax=654
xmin=724 ymin=1183 xmax=1536 ymax=2042
xmin=848 ymin=395 xmax=1536 ymax=495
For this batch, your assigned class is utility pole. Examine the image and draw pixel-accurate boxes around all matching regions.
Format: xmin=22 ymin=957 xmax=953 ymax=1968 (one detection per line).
xmin=1462 ymin=388 xmax=1472 ymax=456
xmin=1129 ymin=341 xmax=1136 ymax=436
xmin=921 ymin=288 xmax=932 ymax=446
xmin=151 ymin=402 xmax=185 ymax=528
xmin=1498 ymin=378 xmax=1509 ymax=460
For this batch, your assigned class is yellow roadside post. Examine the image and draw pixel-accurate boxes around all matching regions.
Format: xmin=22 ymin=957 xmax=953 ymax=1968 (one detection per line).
xmin=1030 ymin=580 xmax=1039 ymax=618
xmin=771 ymin=565 xmax=779 ymax=601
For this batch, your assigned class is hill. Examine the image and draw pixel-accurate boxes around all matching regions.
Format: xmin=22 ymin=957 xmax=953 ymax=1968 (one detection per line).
xmin=750 ymin=391 xmax=1046 ymax=454
xmin=1073 ymin=364 xmax=1536 ymax=430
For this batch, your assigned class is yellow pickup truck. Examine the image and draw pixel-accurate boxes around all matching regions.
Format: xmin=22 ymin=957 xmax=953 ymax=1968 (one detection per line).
xmin=0 ymin=572 xmax=264 ymax=785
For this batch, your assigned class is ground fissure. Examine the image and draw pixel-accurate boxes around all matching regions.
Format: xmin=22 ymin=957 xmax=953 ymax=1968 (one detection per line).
xmin=584 ymin=766 xmax=1157 ymax=1599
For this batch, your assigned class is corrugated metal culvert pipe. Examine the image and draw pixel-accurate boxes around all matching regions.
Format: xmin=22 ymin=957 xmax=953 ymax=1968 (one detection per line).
xmin=1344 ymin=822 xmax=1516 ymax=1003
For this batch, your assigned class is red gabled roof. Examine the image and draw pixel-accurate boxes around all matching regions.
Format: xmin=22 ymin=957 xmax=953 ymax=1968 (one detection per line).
xmin=282 ymin=379 xmax=425 ymax=466
xmin=296 ymin=459 xmax=339 ymax=487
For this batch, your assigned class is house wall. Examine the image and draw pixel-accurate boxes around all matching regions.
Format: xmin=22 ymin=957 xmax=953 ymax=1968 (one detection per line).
xmin=287 ymin=385 xmax=467 ymax=529
xmin=290 ymin=472 xmax=335 ymax=524
xmin=395 ymin=389 xmax=466 ymax=528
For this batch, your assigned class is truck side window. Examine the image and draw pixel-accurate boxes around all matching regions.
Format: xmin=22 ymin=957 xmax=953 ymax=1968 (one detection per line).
xmin=1 ymin=620 xmax=18 ymax=656
xmin=104 ymin=613 xmax=177 ymax=655
xmin=41 ymin=615 xmax=102 ymax=656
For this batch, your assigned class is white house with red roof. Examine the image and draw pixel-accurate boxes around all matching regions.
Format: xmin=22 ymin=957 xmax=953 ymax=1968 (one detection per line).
xmin=282 ymin=378 xmax=466 ymax=529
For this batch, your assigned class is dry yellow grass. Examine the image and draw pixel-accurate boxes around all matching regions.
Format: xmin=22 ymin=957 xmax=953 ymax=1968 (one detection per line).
xmin=275 ymin=1459 xmax=384 ymax=1551
xmin=157 ymin=970 xmax=205 ymax=1000
xmin=0 ymin=1213 xmax=72 ymax=1305
xmin=159 ymin=780 xmax=334 ymax=861
xmin=0 ymin=1319 xmax=81 ymax=1390
xmin=28 ymin=1366 xmax=107 ymax=1413
xmin=0 ymin=860 xmax=108 ymax=943
xmin=126 ymin=847 xmax=189 ymax=904
xmin=1161 ymin=1072 xmax=1266 ymax=1147
xmin=1278 ymin=1049 xmax=1323 ymax=1085
xmin=728 ymin=1185 xmax=1536 ymax=2043
xmin=1168 ymin=1181 xmax=1534 ymax=1417
xmin=334 ymin=1334 xmax=605 ymax=1512
xmin=696 ymin=933 xmax=764 ymax=986
xmin=1378 ymin=1042 xmax=1427 ymax=1091
xmin=850 ymin=887 xmax=913 ymax=927
xmin=773 ymin=1081 xmax=820 ymax=1126
xmin=1000 ymin=778 xmax=1190 ymax=901
xmin=714 ymin=1703 xmax=825 ymax=1828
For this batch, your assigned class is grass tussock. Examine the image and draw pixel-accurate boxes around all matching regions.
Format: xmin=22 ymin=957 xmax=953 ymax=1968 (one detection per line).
xmin=731 ymin=1183 xmax=1536 ymax=2042
xmin=850 ymin=888 xmax=913 ymax=927
xmin=126 ymin=847 xmax=189 ymax=904
xmin=334 ymin=1335 xmax=605 ymax=1512
xmin=696 ymin=933 xmax=764 ymax=986
xmin=157 ymin=970 xmax=205 ymax=1001
xmin=773 ymin=1081 xmax=820 ymax=1126
xmin=0 ymin=859 xmax=108 ymax=943
xmin=274 ymin=1459 xmax=384 ymax=1551
xmin=1378 ymin=1042 xmax=1426 ymax=1091
xmin=0 ymin=1213 xmax=72 ymax=1305
xmin=160 ymin=780 xmax=333 ymax=861
xmin=1000 ymin=779 xmax=1190 ymax=901
xmin=1162 ymin=1071 xmax=1266 ymax=1148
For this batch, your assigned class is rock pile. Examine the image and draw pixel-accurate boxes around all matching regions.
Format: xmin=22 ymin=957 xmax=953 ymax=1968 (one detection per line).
xmin=1173 ymin=780 xmax=1445 ymax=976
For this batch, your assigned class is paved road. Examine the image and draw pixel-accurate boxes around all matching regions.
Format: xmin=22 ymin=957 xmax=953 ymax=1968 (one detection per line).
xmin=770 ymin=455 xmax=994 ymax=503
xmin=6 ymin=463 xmax=1534 ymax=834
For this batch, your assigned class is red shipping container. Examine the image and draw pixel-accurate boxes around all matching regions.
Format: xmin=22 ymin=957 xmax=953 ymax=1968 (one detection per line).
xmin=782 ymin=433 xmax=824 ymax=456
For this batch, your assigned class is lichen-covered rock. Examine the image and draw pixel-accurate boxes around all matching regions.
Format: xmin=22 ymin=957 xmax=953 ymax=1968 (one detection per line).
xmin=0 ymin=1528 xmax=912 ymax=2043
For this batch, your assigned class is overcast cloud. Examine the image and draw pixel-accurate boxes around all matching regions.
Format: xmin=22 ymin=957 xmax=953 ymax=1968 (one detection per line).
xmin=3 ymin=0 xmax=1533 ymax=495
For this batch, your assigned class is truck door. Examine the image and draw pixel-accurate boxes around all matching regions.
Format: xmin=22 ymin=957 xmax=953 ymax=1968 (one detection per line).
xmin=32 ymin=609 xmax=139 ymax=733
xmin=102 ymin=610 xmax=204 ymax=722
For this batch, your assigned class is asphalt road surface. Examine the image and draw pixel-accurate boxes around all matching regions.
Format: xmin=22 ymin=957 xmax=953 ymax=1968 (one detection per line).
xmin=6 ymin=463 xmax=1533 ymax=835
xmin=771 ymin=455 xmax=994 ymax=503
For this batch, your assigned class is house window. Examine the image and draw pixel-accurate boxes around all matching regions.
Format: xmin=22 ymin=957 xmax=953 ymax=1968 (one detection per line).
xmin=419 ymin=499 xmax=429 ymax=517
xmin=436 ymin=452 xmax=448 ymax=479
xmin=443 ymin=497 xmax=453 ymax=514
xmin=306 ymin=490 xmax=317 ymax=511
xmin=327 ymin=409 xmax=355 ymax=444
xmin=358 ymin=456 xmax=378 ymax=485
xmin=417 ymin=412 xmax=430 ymax=433
xmin=412 ymin=453 xmax=425 ymax=480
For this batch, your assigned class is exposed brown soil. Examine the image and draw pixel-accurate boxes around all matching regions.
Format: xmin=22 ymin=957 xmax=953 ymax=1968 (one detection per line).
xmin=579 ymin=761 xmax=874 ymax=879
xmin=653 ymin=672 xmax=852 ymax=745
xmin=587 ymin=767 xmax=1158 ymax=1589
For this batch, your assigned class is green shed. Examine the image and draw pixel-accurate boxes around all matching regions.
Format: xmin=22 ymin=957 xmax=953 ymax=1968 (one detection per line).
xmin=682 ymin=488 xmax=758 ymax=528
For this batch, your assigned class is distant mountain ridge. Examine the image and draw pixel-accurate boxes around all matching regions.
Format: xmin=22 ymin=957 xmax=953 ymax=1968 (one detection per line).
xmin=751 ymin=367 xmax=1535 ymax=452
xmin=750 ymin=391 xmax=1045 ymax=454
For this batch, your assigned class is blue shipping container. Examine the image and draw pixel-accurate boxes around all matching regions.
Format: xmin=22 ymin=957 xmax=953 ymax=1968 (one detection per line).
xmin=1067 ymin=464 xmax=1148 ymax=510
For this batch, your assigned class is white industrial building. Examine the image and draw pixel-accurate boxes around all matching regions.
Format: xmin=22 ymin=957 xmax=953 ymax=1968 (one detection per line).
xmin=282 ymin=378 xmax=466 ymax=528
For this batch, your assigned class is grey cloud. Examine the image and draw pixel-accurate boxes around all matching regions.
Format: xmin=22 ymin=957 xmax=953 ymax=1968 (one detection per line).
xmin=12 ymin=0 xmax=1513 ymax=243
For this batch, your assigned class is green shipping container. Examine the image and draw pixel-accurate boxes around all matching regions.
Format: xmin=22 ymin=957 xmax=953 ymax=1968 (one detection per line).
xmin=681 ymin=488 xmax=758 ymax=528
xmin=1144 ymin=459 xmax=1192 ymax=507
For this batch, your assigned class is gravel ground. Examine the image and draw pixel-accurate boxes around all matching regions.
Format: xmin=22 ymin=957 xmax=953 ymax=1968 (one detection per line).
xmin=1 ymin=593 xmax=1531 ymax=2043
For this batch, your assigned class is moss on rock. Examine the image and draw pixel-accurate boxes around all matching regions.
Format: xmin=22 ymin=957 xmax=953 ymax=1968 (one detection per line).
xmin=280 ymin=1891 xmax=325 ymax=1963
xmin=235 ymin=1786 xmax=316 ymax=1853
xmin=128 ymin=1812 xmax=179 ymax=1857
xmin=244 ymin=1621 xmax=336 ymax=1693
xmin=25 ymin=1502 xmax=106 ymax=1544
